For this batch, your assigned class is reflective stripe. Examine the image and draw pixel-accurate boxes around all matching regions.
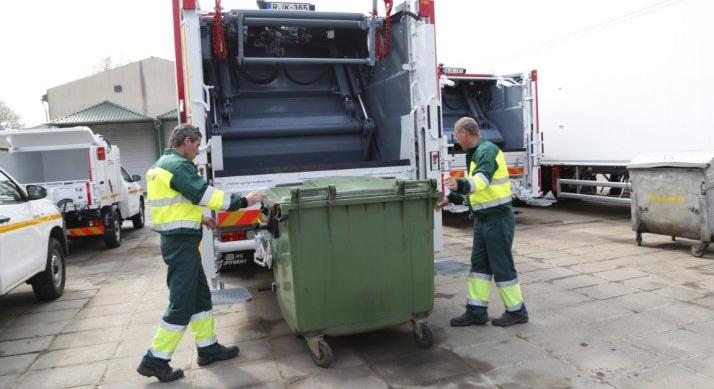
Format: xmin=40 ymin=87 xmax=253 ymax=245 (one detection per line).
xmin=196 ymin=336 xmax=218 ymax=348
xmin=468 ymin=277 xmax=491 ymax=305
xmin=190 ymin=310 xmax=217 ymax=346
xmin=475 ymin=172 xmax=490 ymax=187
xmin=469 ymin=272 xmax=493 ymax=281
xmin=467 ymin=298 xmax=489 ymax=307
xmin=151 ymin=196 xmax=192 ymax=207
xmin=149 ymin=349 xmax=173 ymax=360
xmin=495 ymin=278 xmax=519 ymax=288
xmin=497 ymin=282 xmax=524 ymax=311
xmin=150 ymin=325 xmax=185 ymax=358
xmin=471 ymin=196 xmax=512 ymax=211
xmin=160 ymin=320 xmax=187 ymax=333
xmin=506 ymin=302 xmax=524 ymax=312
xmin=491 ymin=177 xmax=510 ymax=185
xmin=221 ymin=193 xmax=231 ymax=211
xmin=190 ymin=310 xmax=213 ymax=322
xmin=198 ymin=187 xmax=215 ymax=207
xmin=153 ymin=220 xmax=202 ymax=232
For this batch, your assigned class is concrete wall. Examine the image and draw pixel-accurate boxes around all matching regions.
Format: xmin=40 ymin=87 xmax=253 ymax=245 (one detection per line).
xmin=47 ymin=57 xmax=177 ymax=120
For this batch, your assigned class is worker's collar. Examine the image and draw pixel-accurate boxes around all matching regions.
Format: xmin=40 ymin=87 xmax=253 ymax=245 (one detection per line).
xmin=465 ymin=138 xmax=485 ymax=153
xmin=164 ymin=148 xmax=188 ymax=160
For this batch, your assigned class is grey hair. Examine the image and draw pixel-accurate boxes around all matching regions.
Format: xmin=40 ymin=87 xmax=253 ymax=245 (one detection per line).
xmin=454 ymin=117 xmax=480 ymax=136
xmin=169 ymin=124 xmax=202 ymax=148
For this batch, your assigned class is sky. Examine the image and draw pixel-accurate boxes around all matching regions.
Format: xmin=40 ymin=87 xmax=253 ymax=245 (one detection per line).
xmin=0 ymin=0 xmax=669 ymax=127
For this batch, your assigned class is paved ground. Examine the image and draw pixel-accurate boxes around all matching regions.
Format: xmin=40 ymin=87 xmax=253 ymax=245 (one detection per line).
xmin=1 ymin=202 xmax=714 ymax=388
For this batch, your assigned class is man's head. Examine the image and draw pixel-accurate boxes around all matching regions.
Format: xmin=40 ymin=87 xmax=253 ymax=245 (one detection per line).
xmin=453 ymin=117 xmax=480 ymax=149
xmin=169 ymin=124 xmax=202 ymax=160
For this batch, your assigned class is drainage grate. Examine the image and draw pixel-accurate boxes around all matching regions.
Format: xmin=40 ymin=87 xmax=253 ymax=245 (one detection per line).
xmin=434 ymin=259 xmax=470 ymax=275
xmin=211 ymin=287 xmax=253 ymax=305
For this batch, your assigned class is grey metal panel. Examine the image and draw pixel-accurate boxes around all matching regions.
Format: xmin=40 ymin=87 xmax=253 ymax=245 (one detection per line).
xmin=0 ymin=149 xmax=89 ymax=184
xmin=94 ymin=123 xmax=157 ymax=188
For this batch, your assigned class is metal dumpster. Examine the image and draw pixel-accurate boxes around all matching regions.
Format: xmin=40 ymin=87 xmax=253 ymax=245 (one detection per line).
xmin=628 ymin=151 xmax=714 ymax=257
xmin=257 ymin=176 xmax=440 ymax=367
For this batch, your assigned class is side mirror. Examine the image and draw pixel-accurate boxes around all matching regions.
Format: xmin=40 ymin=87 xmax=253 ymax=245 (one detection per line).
xmin=26 ymin=185 xmax=47 ymax=200
xmin=131 ymin=175 xmax=141 ymax=182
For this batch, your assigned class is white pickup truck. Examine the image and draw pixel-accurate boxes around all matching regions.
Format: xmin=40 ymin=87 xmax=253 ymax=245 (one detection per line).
xmin=0 ymin=167 xmax=67 ymax=299
xmin=0 ymin=127 xmax=145 ymax=248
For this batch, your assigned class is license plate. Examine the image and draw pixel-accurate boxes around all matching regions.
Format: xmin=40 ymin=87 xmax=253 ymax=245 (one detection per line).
xmin=262 ymin=2 xmax=315 ymax=11
xmin=222 ymin=251 xmax=253 ymax=266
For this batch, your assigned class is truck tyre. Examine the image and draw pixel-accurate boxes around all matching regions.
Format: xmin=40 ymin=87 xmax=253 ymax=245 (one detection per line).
xmin=32 ymin=238 xmax=66 ymax=300
xmin=104 ymin=209 xmax=122 ymax=248
xmin=132 ymin=199 xmax=145 ymax=229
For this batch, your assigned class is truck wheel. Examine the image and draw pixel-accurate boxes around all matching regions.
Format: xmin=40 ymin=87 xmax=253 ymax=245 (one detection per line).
xmin=132 ymin=200 xmax=145 ymax=229
xmin=104 ymin=210 xmax=122 ymax=248
xmin=32 ymin=238 xmax=66 ymax=300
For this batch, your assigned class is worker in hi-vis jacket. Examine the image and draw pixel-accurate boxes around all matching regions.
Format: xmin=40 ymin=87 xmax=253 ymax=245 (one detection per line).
xmin=137 ymin=124 xmax=264 ymax=382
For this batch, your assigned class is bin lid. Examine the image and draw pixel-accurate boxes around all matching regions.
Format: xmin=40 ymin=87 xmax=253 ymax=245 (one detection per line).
xmin=264 ymin=176 xmax=438 ymax=208
xmin=627 ymin=151 xmax=714 ymax=169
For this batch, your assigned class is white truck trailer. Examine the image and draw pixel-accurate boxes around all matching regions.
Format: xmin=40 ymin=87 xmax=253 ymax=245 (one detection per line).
xmin=524 ymin=0 xmax=714 ymax=203
xmin=172 ymin=0 xmax=445 ymax=286
xmin=0 ymin=127 xmax=145 ymax=248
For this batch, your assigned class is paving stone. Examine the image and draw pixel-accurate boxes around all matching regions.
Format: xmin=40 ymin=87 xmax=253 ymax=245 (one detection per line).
xmin=526 ymin=267 xmax=580 ymax=282
xmin=645 ymin=303 xmax=714 ymax=327
xmin=61 ymin=313 xmax=132 ymax=333
xmin=276 ymin=348 xmax=365 ymax=380
xmin=575 ymin=282 xmax=640 ymax=300
xmin=569 ymin=260 xmax=622 ymax=274
xmin=522 ymin=326 xmax=608 ymax=356
xmin=550 ymin=274 xmax=604 ymax=290
xmin=75 ymin=302 xmax=138 ymax=318
xmin=559 ymin=341 xmax=664 ymax=378
xmin=608 ymin=291 xmax=676 ymax=312
xmin=50 ymin=326 xmax=122 ymax=350
xmin=629 ymin=328 xmax=714 ymax=360
xmin=56 ymin=289 xmax=98 ymax=302
xmin=453 ymin=338 xmax=547 ymax=371
xmin=622 ymin=274 xmax=683 ymax=291
xmin=190 ymin=360 xmax=281 ymax=388
xmin=0 ymin=321 xmax=69 ymax=341
xmin=608 ymin=363 xmax=713 ymax=389
xmin=270 ymin=334 xmax=308 ymax=359
xmin=651 ymin=285 xmax=707 ymax=301
xmin=374 ymin=348 xmax=474 ymax=386
xmin=553 ymin=300 xmax=632 ymax=325
xmin=0 ymin=374 xmax=20 ymax=388
xmin=86 ymin=293 xmax=144 ymax=307
xmin=15 ymin=361 xmax=108 ymax=389
xmin=478 ymin=357 xmax=589 ymax=389
xmin=588 ymin=311 xmax=678 ymax=341
xmin=0 ymin=336 xmax=53 ymax=357
xmin=32 ymin=342 xmax=117 ymax=369
xmin=0 ymin=353 xmax=37 ymax=375
xmin=11 ymin=308 xmax=80 ymax=326
xmin=679 ymin=352 xmax=714 ymax=378
xmin=287 ymin=365 xmax=387 ymax=389
xmin=523 ymin=289 xmax=593 ymax=312
xmin=593 ymin=267 xmax=649 ymax=282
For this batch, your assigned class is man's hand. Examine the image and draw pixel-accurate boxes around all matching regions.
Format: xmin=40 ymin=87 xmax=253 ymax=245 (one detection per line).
xmin=202 ymin=216 xmax=217 ymax=230
xmin=245 ymin=192 xmax=266 ymax=207
xmin=445 ymin=177 xmax=459 ymax=191
xmin=435 ymin=197 xmax=450 ymax=210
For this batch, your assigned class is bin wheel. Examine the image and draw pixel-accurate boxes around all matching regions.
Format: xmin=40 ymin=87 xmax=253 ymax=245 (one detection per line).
xmin=413 ymin=322 xmax=434 ymax=349
xmin=636 ymin=233 xmax=642 ymax=247
xmin=691 ymin=243 xmax=708 ymax=257
xmin=310 ymin=340 xmax=333 ymax=368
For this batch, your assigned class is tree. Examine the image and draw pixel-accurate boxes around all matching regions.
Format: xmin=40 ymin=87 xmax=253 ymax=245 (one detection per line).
xmin=0 ymin=100 xmax=23 ymax=129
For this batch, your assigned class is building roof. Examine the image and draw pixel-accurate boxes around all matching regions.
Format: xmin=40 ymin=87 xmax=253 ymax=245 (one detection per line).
xmin=157 ymin=109 xmax=178 ymax=120
xmin=50 ymin=101 xmax=155 ymax=126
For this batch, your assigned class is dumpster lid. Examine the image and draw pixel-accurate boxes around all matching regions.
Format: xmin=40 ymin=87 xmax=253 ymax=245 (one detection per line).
xmin=264 ymin=176 xmax=438 ymax=207
xmin=628 ymin=151 xmax=714 ymax=169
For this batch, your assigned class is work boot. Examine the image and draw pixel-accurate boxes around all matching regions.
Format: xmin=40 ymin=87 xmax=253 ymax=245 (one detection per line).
xmin=491 ymin=307 xmax=529 ymax=327
xmin=136 ymin=363 xmax=184 ymax=382
xmin=450 ymin=310 xmax=489 ymax=327
xmin=197 ymin=343 xmax=240 ymax=366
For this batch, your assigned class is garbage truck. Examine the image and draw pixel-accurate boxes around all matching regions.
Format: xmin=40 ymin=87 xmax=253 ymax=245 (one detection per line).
xmin=438 ymin=65 xmax=548 ymax=212
xmin=171 ymin=0 xmax=445 ymax=285
xmin=0 ymin=127 xmax=145 ymax=248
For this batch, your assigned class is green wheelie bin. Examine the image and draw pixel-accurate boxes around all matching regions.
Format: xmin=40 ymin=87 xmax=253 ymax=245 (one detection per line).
xmin=256 ymin=176 xmax=440 ymax=367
